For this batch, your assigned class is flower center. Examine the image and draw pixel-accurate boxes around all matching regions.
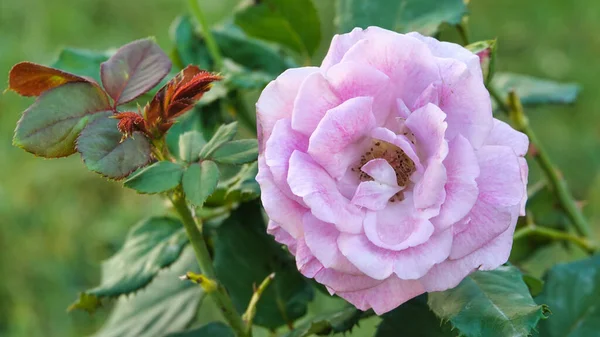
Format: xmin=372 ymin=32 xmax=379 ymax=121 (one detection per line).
xmin=353 ymin=140 xmax=416 ymax=201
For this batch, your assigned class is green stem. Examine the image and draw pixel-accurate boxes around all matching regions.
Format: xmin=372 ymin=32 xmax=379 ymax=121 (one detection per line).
xmin=513 ymin=225 xmax=596 ymax=254
xmin=243 ymin=273 xmax=275 ymax=335
xmin=171 ymin=193 xmax=248 ymax=337
xmin=488 ymin=87 xmax=593 ymax=239
xmin=456 ymin=19 xmax=470 ymax=46
xmin=187 ymin=0 xmax=224 ymax=70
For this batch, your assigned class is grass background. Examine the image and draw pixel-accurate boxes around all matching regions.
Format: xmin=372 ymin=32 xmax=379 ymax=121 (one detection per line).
xmin=1 ymin=0 xmax=599 ymax=336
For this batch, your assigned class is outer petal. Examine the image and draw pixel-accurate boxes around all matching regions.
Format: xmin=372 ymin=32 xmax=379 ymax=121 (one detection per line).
xmin=392 ymin=228 xmax=453 ymax=280
xmin=407 ymin=32 xmax=483 ymax=81
xmin=303 ymin=213 xmax=360 ymax=274
xmin=321 ymin=28 xmax=366 ymax=70
xmin=340 ymin=33 xmax=440 ymax=106
xmin=295 ymin=239 xmax=324 ymax=278
xmin=334 ymin=276 xmax=425 ymax=315
xmin=421 ymin=206 xmax=519 ymax=292
xmin=431 ymin=135 xmax=480 ymax=230
xmin=267 ymin=221 xmax=298 ymax=253
xmin=308 ymin=96 xmax=376 ymax=178
xmin=477 ymin=145 xmax=524 ymax=207
xmin=518 ymin=157 xmax=529 ymax=216
xmin=337 ymin=232 xmax=394 ymax=280
xmin=436 ymin=58 xmax=493 ymax=148
xmin=326 ymin=61 xmax=391 ymax=101
xmin=256 ymin=67 xmax=318 ymax=150
xmin=484 ymin=119 xmax=529 ymax=156
xmin=264 ymin=119 xmax=308 ymax=193
xmin=288 ymin=151 xmax=364 ymax=234
xmin=257 ymin=157 xmax=307 ymax=238
xmin=291 ymin=72 xmax=342 ymax=135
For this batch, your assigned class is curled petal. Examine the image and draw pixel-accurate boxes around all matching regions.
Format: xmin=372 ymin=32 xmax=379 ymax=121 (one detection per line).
xmin=351 ymin=181 xmax=401 ymax=211
xmin=291 ymin=72 xmax=342 ymax=135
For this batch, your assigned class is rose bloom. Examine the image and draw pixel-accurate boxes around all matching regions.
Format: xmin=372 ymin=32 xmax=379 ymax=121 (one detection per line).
xmin=256 ymin=27 xmax=528 ymax=314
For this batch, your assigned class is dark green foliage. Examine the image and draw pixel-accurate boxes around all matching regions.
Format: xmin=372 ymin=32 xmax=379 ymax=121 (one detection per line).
xmin=376 ymin=296 xmax=456 ymax=337
xmin=93 ymin=248 xmax=203 ymax=337
xmin=284 ymin=306 xmax=365 ymax=337
xmin=211 ymin=139 xmax=258 ymax=165
xmin=182 ymin=161 xmax=220 ymax=207
xmin=212 ymin=202 xmax=314 ymax=329
xmin=336 ymin=0 xmax=467 ymax=35
xmin=124 ymin=161 xmax=185 ymax=194
xmin=77 ymin=116 xmax=153 ymax=179
xmin=13 ymin=82 xmax=112 ymax=158
xmin=428 ymin=266 xmax=549 ymax=337
xmin=166 ymin=322 xmax=234 ymax=337
xmin=536 ymin=255 xmax=600 ymax=337
xmin=493 ymin=72 xmax=581 ymax=105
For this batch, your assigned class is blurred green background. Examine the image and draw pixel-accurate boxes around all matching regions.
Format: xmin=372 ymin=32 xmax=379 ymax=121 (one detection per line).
xmin=1 ymin=0 xmax=599 ymax=336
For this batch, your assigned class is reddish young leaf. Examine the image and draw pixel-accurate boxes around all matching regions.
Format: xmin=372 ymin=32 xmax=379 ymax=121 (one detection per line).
xmin=145 ymin=65 xmax=221 ymax=131
xmin=101 ymin=38 xmax=172 ymax=106
xmin=8 ymin=62 xmax=88 ymax=97
xmin=113 ymin=112 xmax=150 ymax=139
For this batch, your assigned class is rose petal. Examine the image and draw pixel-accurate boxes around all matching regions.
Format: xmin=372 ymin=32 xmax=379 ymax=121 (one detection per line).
xmin=291 ymin=72 xmax=342 ymax=135
xmin=264 ymin=119 xmax=308 ymax=193
xmin=431 ymin=135 xmax=480 ymax=230
xmin=361 ymin=158 xmax=398 ymax=186
xmin=257 ymin=67 xmax=318 ymax=150
xmin=351 ymin=181 xmax=401 ymax=211
xmin=392 ymin=228 xmax=453 ymax=280
xmin=404 ymin=103 xmax=448 ymax=160
xmin=485 ymin=119 xmax=529 ymax=156
xmin=326 ymin=61 xmax=391 ymax=100
xmin=477 ymin=145 xmax=524 ymax=207
xmin=288 ymin=151 xmax=364 ymax=234
xmin=308 ymin=96 xmax=376 ymax=178
xmin=295 ymin=238 xmax=324 ymax=278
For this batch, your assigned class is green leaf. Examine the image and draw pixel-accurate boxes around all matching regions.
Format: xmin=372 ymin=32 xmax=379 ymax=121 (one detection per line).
xmin=94 ymin=247 xmax=203 ymax=337
xmin=178 ymin=130 xmax=206 ymax=163
xmin=124 ymin=161 xmax=184 ymax=194
xmin=376 ymin=296 xmax=455 ymax=337
xmin=336 ymin=0 xmax=467 ymax=35
xmin=182 ymin=161 xmax=220 ymax=207
xmin=522 ymin=274 xmax=544 ymax=298
xmin=225 ymin=161 xmax=260 ymax=202
xmin=235 ymin=0 xmax=321 ymax=56
xmin=166 ymin=322 xmax=234 ymax=337
xmin=536 ymin=255 xmax=600 ymax=337
xmin=79 ymin=217 xmax=186 ymax=303
xmin=212 ymin=201 xmax=314 ymax=329
xmin=52 ymin=47 xmax=111 ymax=83
xmin=13 ymin=82 xmax=112 ymax=158
xmin=77 ymin=115 xmax=152 ymax=179
xmin=211 ymin=139 xmax=258 ymax=165
xmin=283 ymin=306 xmax=363 ymax=337
xmin=466 ymin=39 xmax=497 ymax=85
xmin=199 ymin=122 xmax=237 ymax=159
xmin=492 ymin=72 xmax=581 ymax=106
xmin=222 ymin=59 xmax=274 ymax=90
xmin=172 ymin=16 xmax=295 ymax=75
xmin=428 ymin=266 xmax=549 ymax=337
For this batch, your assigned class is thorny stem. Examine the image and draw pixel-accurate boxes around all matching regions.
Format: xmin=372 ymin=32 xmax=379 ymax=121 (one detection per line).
xmin=187 ymin=0 xmax=224 ymax=70
xmin=171 ymin=192 xmax=248 ymax=337
xmin=513 ymin=225 xmax=597 ymax=254
xmin=488 ymin=86 xmax=593 ymax=239
xmin=243 ymin=273 xmax=276 ymax=335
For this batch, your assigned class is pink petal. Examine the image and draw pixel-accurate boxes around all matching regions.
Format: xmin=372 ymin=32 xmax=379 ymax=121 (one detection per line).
xmin=404 ymin=103 xmax=448 ymax=160
xmin=363 ymin=196 xmax=434 ymax=251
xmin=518 ymin=157 xmax=529 ymax=216
xmin=421 ymin=206 xmax=519 ymax=292
xmin=257 ymin=67 xmax=318 ymax=150
xmin=295 ymin=238 xmax=324 ymax=278
xmin=314 ymin=268 xmax=382 ymax=293
xmin=287 ymin=151 xmax=364 ymax=234
xmin=267 ymin=221 xmax=297 ymax=253
xmin=337 ymin=232 xmax=394 ymax=280
xmin=485 ymin=119 xmax=529 ymax=156
xmin=326 ymin=61 xmax=391 ymax=100
xmin=392 ymin=228 xmax=453 ymax=280
xmin=340 ymin=33 xmax=440 ymax=106
xmin=396 ymin=98 xmax=412 ymax=118
xmin=291 ymin=72 xmax=342 ymax=136
xmin=431 ymin=135 xmax=480 ymax=230
xmin=477 ymin=145 xmax=524 ymax=207
xmin=413 ymin=160 xmax=447 ymax=211
xmin=407 ymin=32 xmax=483 ymax=81
xmin=321 ymin=28 xmax=366 ymax=70
xmin=412 ymin=82 xmax=440 ymax=111
xmin=264 ymin=119 xmax=308 ymax=192
xmin=307 ymin=96 xmax=376 ymax=178
xmin=449 ymin=199 xmax=512 ymax=259
xmin=370 ymin=127 xmax=423 ymax=174
xmin=361 ymin=158 xmax=398 ymax=186
xmin=335 ymin=276 xmax=425 ymax=315
xmin=303 ymin=213 xmax=360 ymax=274
xmin=351 ymin=181 xmax=401 ymax=211
xmin=436 ymin=58 xmax=493 ymax=149
xmin=257 ymin=157 xmax=307 ymax=238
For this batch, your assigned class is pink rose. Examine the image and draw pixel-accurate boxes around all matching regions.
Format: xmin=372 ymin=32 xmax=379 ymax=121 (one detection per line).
xmin=256 ymin=27 xmax=528 ymax=314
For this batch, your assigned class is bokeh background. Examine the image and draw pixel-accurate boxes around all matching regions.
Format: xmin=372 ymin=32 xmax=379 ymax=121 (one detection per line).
xmin=1 ymin=0 xmax=599 ymax=336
